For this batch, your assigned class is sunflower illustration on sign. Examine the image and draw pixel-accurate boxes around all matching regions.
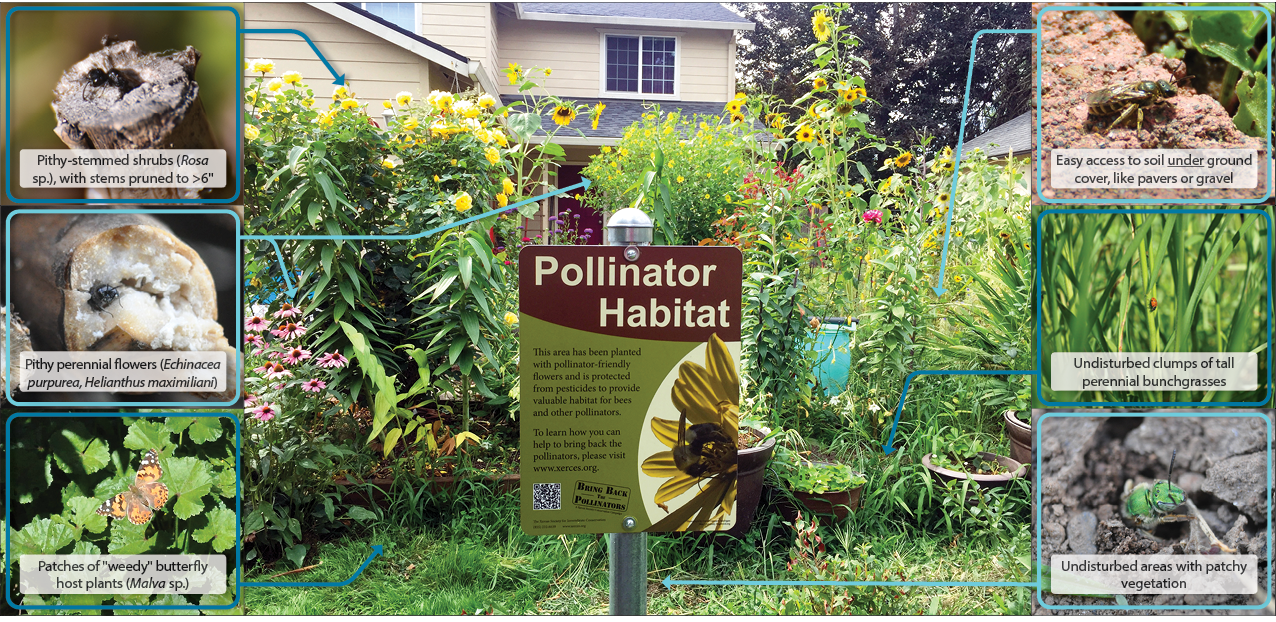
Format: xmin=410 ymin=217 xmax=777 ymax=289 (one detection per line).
xmin=642 ymin=333 xmax=739 ymax=532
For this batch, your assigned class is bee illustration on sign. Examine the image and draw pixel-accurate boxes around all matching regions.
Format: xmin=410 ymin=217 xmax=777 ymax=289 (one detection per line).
xmin=96 ymin=448 xmax=170 ymax=525
xmin=1120 ymin=449 xmax=1236 ymax=554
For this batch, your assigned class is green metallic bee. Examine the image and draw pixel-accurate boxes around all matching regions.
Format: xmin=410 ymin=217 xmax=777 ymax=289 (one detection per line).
xmin=1121 ymin=450 xmax=1235 ymax=553
xmin=1086 ymin=79 xmax=1178 ymax=139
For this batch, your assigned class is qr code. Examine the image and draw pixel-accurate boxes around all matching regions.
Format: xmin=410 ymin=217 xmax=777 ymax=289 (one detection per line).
xmin=532 ymin=483 xmax=561 ymax=510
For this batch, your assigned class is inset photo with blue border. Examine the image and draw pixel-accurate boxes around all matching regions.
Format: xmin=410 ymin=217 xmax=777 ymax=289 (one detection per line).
xmin=1037 ymin=208 xmax=1272 ymax=407
xmin=1035 ymin=5 xmax=1272 ymax=204
xmin=3 ymin=208 xmax=242 ymax=407
xmin=4 ymin=412 xmax=241 ymax=611
xmin=4 ymin=5 xmax=242 ymax=204
xmin=1034 ymin=411 xmax=1272 ymax=612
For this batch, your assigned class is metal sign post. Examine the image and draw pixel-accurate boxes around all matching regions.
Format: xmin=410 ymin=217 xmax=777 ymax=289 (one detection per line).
xmin=605 ymin=208 xmax=651 ymax=616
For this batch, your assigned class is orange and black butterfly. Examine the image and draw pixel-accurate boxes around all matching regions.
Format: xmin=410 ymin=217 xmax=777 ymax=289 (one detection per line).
xmin=96 ymin=448 xmax=169 ymax=525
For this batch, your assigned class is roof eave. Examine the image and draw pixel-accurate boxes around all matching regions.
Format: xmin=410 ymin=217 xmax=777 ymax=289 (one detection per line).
xmin=513 ymin=3 xmax=754 ymax=31
xmin=311 ymin=2 xmax=471 ymax=74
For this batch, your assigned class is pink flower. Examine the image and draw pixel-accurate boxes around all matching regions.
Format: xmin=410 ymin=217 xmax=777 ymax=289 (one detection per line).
xmin=264 ymin=363 xmax=293 ymax=380
xmin=273 ymin=303 xmax=301 ymax=319
xmin=302 ymin=378 xmax=327 ymax=393
xmin=270 ymin=322 xmax=306 ymax=340
xmin=282 ymin=347 xmax=312 ymax=365
xmin=316 ymin=351 xmax=349 ymax=369
xmin=244 ymin=393 xmax=259 ymax=408
xmin=252 ymin=363 xmax=272 ymax=376
xmin=863 ymin=209 xmax=883 ymax=225
xmin=244 ymin=316 xmax=268 ymax=332
xmin=250 ymin=403 xmax=279 ymax=422
xmin=244 ymin=334 xmax=265 ymax=347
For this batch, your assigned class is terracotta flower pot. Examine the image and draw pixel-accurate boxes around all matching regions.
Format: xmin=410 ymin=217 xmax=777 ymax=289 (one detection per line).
xmin=1003 ymin=410 xmax=1033 ymax=467
xmin=718 ymin=428 xmax=776 ymax=539
xmin=778 ymin=485 xmax=863 ymax=523
xmin=922 ymin=452 xmax=1027 ymax=488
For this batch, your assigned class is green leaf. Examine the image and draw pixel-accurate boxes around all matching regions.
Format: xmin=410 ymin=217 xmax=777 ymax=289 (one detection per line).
xmin=539 ymin=142 xmax=566 ymax=158
xmin=1232 ymin=71 xmax=1269 ymax=138
xmin=1191 ymin=12 xmax=1257 ymax=71
xmin=108 ymin=520 xmax=157 ymax=554
xmin=193 ymin=507 xmax=238 ymax=552
xmin=64 ymin=496 xmax=109 ymax=534
xmin=285 ymin=544 xmax=308 ymax=568
xmin=215 ymin=460 xmax=238 ymax=498
xmin=187 ymin=417 xmax=225 ymax=444
xmin=383 ymin=427 xmax=403 ymax=458
xmin=165 ymin=456 xmax=216 ymax=520
xmin=49 ymin=423 xmax=112 ymax=475
xmin=508 ymin=112 xmax=542 ymax=142
xmin=135 ymin=593 xmax=196 ymax=615
xmin=345 ymin=506 xmax=379 ymax=521
xmin=458 ymin=255 xmax=473 ymax=288
xmin=307 ymin=200 xmax=323 ymax=225
xmin=124 ymin=421 xmax=173 ymax=453
xmin=165 ymin=417 xmax=195 ymax=435
xmin=12 ymin=518 xmax=75 ymax=556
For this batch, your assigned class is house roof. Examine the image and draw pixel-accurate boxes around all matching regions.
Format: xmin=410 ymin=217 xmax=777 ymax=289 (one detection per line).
xmin=514 ymin=2 xmax=754 ymax=31
xmin=501 ymin=95 xmax=735 ymax=142
xmin=959 ymin=111 xmax=1032 ymax=160
xmin=320 ymin=2 xmax=470 ymax=73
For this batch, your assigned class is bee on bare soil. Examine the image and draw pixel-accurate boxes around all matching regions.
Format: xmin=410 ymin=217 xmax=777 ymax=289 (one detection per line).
xmin=87 ymin=283 xmax=120 ymax=313
xmin=1086 ymin=79 xmax=1179 ymax=140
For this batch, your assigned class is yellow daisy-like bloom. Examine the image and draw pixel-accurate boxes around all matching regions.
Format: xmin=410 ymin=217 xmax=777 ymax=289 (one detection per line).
xmin=938 ymin=191 xmax=951 ymax=204
xmin=502 ymin=178 xmax=515 ymax=195
xmin=767 ymin=113 xmax=787 ymax=129
xmin=730 ymin=112 xmax=745 ymax=123
xmin=395 ymin=91 xmax=413 ymax=106
xmin=725 ymin=98 xmax=744 ymax=114
xmin=834 ymin=99 xmax=856 ymax=116
xmin=894 ymin=152 xmax=912 ymax=168
xmin=812 ymin=77 xmax=828 ymax=90
xmin=505 ymin=62 xmax=523 ymax=85
xmin=340 ymin=98 xmax=360 ymax=110
xmin=812 ymin=11 xmax=833 ymax=43
xmin=452 ymin=191 xmax=473 ymax=212
xmin=795 ymin=125 xmax=815 ymax=142
xmin=496 ymin=193 xmax=508 ymax=208
xmin=840 ymin=87 xmax=867 ymax=104
xmin=503 ymin=311 xmax=517 ymax=327
xmin=244 ymin=124 xmax=260 ymax=141
xmin=641 ymin=334 xmax=739 ymax=531
xmin=484 ymin=147 xmax=500 ymax=165
xmin=282 ymin=71 xmax=303 ymax=85
xmin=478 ymin=93 xmax=497 ymax=108
xmin=601 ymin=145 xmax=612 ymax=153
xmin=249 ymin=58 xmax=275 ymax=74
xmin=544 ymin=67 xmax=552 ymax=76
xmin=590 ymin=102 xmax=606 ymax=130
xmin=676 ymin=176 xmax=685 ymax=183
xmin=266 ymin=78 xmax=283 ymax=92
xmin=551 ymin=105 xmax=575 ymax=126
xmin=878 ymin=177 xmax=892 ymax=194
xmin=381 ymin=159 xmax=395 ymax=169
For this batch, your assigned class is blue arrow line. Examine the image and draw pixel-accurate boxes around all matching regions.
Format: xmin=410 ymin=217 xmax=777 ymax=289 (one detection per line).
xmin=933 ymin=28 xmax=1038 ymax=296
xmin=882 ymin=370 xmax=1038 ymax=455
xmin=242 ymin=545 xmax=383 ymax=587
xmin=663 ymin=575 xmax=1039 ymax=588
xmin=259 ymin=238 xmax=297 ymax=296
xmin=242 ymin=179 xmax=591 ymax=298
xmin=239 ymin=28 xmax=346 ymax=84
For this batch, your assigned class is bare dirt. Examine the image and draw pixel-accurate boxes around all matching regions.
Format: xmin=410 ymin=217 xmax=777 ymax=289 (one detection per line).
xmin=1034 ymin=413 xmax=1271 ymax=615
xmin=1034 ymin=7 xmax=1269 ymax=203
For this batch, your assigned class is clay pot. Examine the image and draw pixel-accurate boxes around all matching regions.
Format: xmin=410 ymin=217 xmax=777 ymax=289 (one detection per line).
xmin=922 ymin=452 xmax=1027 ymax=488
xmin=1003 ymin=410 xmax=1033 ymax=467
xmin=778 ymin=484 xmax=863 ymax=523
xmin=719 ymin=428 xmax=777 ymax=538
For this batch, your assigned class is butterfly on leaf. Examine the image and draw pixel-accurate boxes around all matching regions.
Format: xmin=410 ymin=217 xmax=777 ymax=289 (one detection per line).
xmin=96 ymin=448 xmax=170 ymax=525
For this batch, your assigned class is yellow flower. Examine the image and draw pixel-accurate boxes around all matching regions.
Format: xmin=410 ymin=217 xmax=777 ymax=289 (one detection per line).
xmin=496 ymin=193 xmax=508 ymax=208
xmin=502 ymin=178 xmax=515 ymax=195
xmin=730 ymin=112 xmax=745 ymax=123
xmin=725 ymin=98 xmax=744 ymax=114
xmin=505 ymin=62 xmax=523 ymax=84
xmin=340 ymin=98 xmax=360 ymax=110
xmin=332 ymin=84 xmax=351 ymax=100
xmin=812 ymin=77 xmax=827 ymax=90
xmin=396 ymin=91 xmax=413 ymax=106
xmin=812 ymin=11 xmax=833 ymax=43
xmin=245 ymin=90 xmax=258 ymax=104
xmin=244 ymin=124 xmax=260 ymax=141
xmin=266 ymin=78 xmax=283 ymax=92
xmin=937 ymin=191 xmax=951 ymax=204
xmin=878 ymin=177 xmax=892 ymax=194
xmin=795 ymin=125 xmax=815 ymax=142
xmin=402 ymin=117 xmax=420 ymax=131
xmin=503 ymin=311 xmax=518 ymax=326
xmin=544 ymin=67 xmax=552 ymax=76
xmin=381 ymin=158 xmax=395 ymax=169
xmin=302 ymin=97 xmax=314 ymax=107
xmin=281 ymin=71 xmax=303 ymax=85
xmin=494 ymin=132 xmax=509 ymax=147
xmin=551 ymin=105 xmax=576 ymax=126
xmin=249 ymin=58 xmax=275 ymax=74
xmin=676 ymin=176 xmax=685 ymax=183
xmin=478 ymin=93 xmax=497 ymax=108
xmin=767 ymin=113 xmax=787 ymax=129
xmin=434 ymin=175 xmax=440 ymax=182
xmin=700 ymin=122 xmax=709 ymax=131
xmin=452 ymin=191 xmax=473 ymax=212
xmin=591 ymin=102 xmax=606 ymax=130
xmin=383 ymin=100 xmax=394 ymax=109
xmin=485 ymin=146 xmax=500 ymax=165
xmin=455 ymin=100 xmax=479 ymax=119
xmin=601 ymin=145 xmax=612 ymax=153
xmin=427 ymin=90 xmax=454 ymax=111
xmin=640 ymin=334 xmax=739 ymax=530
xmin=619 ymin=148 xmax=629 ymax=157
xmin=894 ymin=152 xmax=912 ymax=168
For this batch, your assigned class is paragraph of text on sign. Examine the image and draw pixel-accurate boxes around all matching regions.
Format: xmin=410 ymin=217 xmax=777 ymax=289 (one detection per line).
xmin=1050 ymin=149 xmax=1258 ymax=189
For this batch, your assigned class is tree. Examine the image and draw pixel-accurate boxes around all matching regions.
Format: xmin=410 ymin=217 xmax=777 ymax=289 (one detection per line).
xmin=733 ymin=3 xmax=1033 ymax=156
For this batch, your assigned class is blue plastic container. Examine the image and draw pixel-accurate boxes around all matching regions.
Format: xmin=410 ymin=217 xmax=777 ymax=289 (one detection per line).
xmin=811 ymin=322 xmax=855 ymax=395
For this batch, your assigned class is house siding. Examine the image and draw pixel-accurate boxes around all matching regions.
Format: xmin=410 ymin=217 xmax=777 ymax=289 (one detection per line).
xmin=244 ymin=3 xmax=434 ymax=103
xmin=495 ymin=12 xmax=732 ymax=101
xmin=418 ymin=2 xmax=499 ymax=88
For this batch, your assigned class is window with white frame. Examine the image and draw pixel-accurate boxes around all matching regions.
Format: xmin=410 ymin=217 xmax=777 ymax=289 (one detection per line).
xmin=363 ymin=3 xmax=416 ymax=32
xmin=603 ymin=34 xmax=677 ymax=96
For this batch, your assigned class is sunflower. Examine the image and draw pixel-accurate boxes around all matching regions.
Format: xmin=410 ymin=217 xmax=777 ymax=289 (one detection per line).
xmin=642 ymin=334 xmax=739 ymax=531
xmin=730 ymin=111 xmax=745 ymax=123
xmin=766 ymin=112 xmax=787 ymax=129
xmin=551 ymin=105 xmax=576 ymax=126
xmin=812 ymin=10 xmax=833 ymax=43
xmin=812 ymin=77 xmax=828 ymax=91
xmin=590 ymin=102 xmax=606 ymax=130
xmin=795 ymin=125 xmax=815 ymax=142
xmin=834 ymin=99 xmax=856 ymax=116
xmin=894 ymin=152 xmax=913 ymax=168
xmin=725 ymin=98 xmax=744 ymax=114
xmin=938 ymin=191 xmax=951 ymax=204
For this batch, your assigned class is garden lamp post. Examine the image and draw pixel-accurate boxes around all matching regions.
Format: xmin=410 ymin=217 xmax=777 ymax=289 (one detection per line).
xmin=605 ymin=207 xmax=652 ymax=616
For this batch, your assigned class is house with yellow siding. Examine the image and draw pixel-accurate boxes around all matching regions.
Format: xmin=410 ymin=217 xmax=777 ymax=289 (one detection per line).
xmin=244 ymin=2 xmax=754 ymax=240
